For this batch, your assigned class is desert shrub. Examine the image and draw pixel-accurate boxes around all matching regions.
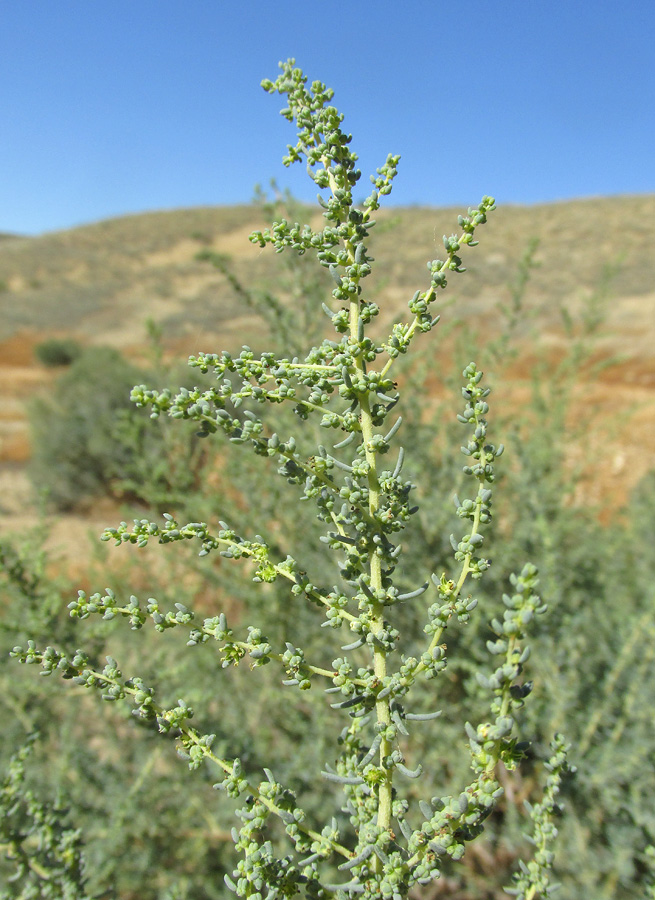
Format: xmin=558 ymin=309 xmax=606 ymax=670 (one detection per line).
xmin=12 ymin=59 xmax=576 ymax=900
xmin=4 ymin=59 xmax=654 ymax=900
xmin=28 ymin=346 xmax=207 ymax=512
xmin=29 ymin=346 xmax=152 ymax=510
xmin=34 ymin=337 xmax=83 ymax=368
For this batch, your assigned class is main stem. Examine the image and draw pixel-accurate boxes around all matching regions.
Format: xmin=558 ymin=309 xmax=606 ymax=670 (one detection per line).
xmin=349 ymin=291 xmax=393 ymax=850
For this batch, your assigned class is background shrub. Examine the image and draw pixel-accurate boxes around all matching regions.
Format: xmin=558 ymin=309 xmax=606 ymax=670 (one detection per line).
xmin=34 ymin=337 xmax=83 ymax=368
xmin=29 ymin=346 xmax=151 ymax=510
xmin=28 ymin=345 xmax=206 ymax=512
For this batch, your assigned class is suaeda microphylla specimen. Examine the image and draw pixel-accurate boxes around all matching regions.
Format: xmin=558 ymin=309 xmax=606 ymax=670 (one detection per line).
xmin=13 ymin=59 xmax=572 ymax=900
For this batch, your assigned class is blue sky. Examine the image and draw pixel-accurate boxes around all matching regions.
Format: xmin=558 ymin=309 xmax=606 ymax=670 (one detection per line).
xmin=1 ymin=1 xmax=653 ymax=235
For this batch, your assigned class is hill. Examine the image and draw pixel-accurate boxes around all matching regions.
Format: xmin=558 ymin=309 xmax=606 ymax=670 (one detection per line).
xmin=0 ymin=196 xmax=653 ymax=550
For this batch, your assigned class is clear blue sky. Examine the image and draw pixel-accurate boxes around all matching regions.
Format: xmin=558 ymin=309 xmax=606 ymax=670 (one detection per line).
xmin=1 ymin=1 xmax=653 ymax=235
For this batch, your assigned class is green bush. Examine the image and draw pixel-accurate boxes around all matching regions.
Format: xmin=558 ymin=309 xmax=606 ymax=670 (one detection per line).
xmin=34 ymin=337 xmax=83 ymax=368
xmin=13 ymin=59 xmax=575 ymax=900
xmin=29 ymin=346 xmax=152 ymax=510
xmin=4 ymin=59 xmax=654 ymax=900
xmin=28 ymin=346 xmax=207 ymax=512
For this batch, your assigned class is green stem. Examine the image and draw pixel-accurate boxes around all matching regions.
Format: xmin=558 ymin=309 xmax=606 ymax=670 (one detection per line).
xmin=412 ymin=490 xmax=484 ymax=678
xmin=379 ymin=230 xmax=478 ymax=381
xmin=348 ymin=281 xmax=394 ymax=854
xmin=33 ymin=654 xmax=354 ymax=862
